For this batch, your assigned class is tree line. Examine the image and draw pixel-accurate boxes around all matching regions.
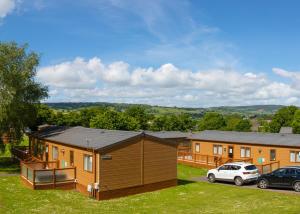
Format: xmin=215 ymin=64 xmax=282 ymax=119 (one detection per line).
xmin=35 ymin=104 xmax=252 ymax=132
xmin=258 ymin=105 xmax=300 ymax=134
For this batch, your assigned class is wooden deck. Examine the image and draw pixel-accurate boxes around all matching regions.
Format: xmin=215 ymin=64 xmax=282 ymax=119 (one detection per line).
xmin=20 ymin=160 xmax=76 ymax=190
xmin=177 ymin=151 xmax=280 ymax=174
xmin=11 ymin=146 xmax=31 ymax=161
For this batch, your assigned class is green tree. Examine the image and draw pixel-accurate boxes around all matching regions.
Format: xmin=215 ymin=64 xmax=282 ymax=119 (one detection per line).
xmin=257 ymin=119 xmax=271 ymax=132
xmin=124 ymin=105 xmax=151 ymax=130
xmin=292 ymin=109 xmax=300 ymax=134
xmin=224 ymin=114 xmax=243 ymax=131
xmin=269 ymin=106 xmax=298 ymax=133
xmin=79 ymin=107 xmax=104 ymax=127
xmin=198 ymin=112 xmax=226 ymax=131
xmin=90 ymin=110 xmax=140 ymax=131
xmin=149 ymin=115 xmax=168 ymax=131
xmin=235 ymin=119 xmax=252 ymax=132
xmin=34 ymin=104 xmax=56 ymax=127
xmin=0 ymin=42 xmax=48 ymax=141
xmin=149 ymin=114 xmax=195 ymax=131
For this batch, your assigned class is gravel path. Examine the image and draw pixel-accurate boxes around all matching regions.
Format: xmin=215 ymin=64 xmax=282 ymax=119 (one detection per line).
xmin=191 ymin=176 xmax=300 ymax=195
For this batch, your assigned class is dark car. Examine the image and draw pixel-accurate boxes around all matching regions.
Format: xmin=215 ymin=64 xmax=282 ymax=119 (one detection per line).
xmin=257 ymin=166 xmax=300 ymax=192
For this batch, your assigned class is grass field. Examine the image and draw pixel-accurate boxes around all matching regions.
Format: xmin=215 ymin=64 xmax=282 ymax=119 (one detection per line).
xmin=1 ymin=164 xmax=300 ymax=213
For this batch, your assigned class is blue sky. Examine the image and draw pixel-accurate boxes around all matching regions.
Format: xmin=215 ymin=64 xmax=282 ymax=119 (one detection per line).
xmin=1 ymin=0 xmax=300 ymax=107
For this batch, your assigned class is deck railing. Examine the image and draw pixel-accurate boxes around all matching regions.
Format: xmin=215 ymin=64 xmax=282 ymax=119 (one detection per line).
xmin=178 ymin=152 xmax=221 ymax=167
xmin=11 ymin=146 xmax=31 ymax=160
xmin=178 ymin=151 xmax=254 ymax=168
xmin=20 ymin=161 xmax=76 ymax=189
xmin=257 ymin=161 xmax=280 ymax=174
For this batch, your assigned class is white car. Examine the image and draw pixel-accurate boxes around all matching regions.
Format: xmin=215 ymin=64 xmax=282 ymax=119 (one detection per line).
xmin=207 ymin=162 xmax=260 ymax=186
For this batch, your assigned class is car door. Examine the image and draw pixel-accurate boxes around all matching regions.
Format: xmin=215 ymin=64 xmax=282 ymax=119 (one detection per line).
xmin=269 ymin=168 xmax=286 ymax=186
xmin=216 ymin=165 xmax=229 ymax=180
xmin=226 ymin=165 xmax=238 ymax=180
xmin=282 ymin=169 xmax=296 ymax=187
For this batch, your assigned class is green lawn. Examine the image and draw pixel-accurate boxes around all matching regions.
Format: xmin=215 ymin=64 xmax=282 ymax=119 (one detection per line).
xmin=1 ymin=164 xmax=300 ymax=213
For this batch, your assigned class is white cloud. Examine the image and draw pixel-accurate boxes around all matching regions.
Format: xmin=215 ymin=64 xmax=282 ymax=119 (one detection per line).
xmin=37 ymin=57 xmax=103 ymax=89
xmin=37 ymin=58 xmax=300 ymax=107
xmin=272 ymin=67 xmax=300 ymax=80
xmin=0 ymin=0 xmax=16 ymax=18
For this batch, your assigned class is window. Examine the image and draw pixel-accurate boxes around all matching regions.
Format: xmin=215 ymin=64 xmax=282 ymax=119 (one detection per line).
xmin=273 ymin=168 xmax=286 ymax=176
xmin=231 ymin=165 xmax=241 ymax=170
xmin=285 ymin=169 xmax=296 ymax=175
xmin=84 ymin=154 xmax=93 ymax=172
xmin=290 ymin=151 xmax=300 ymax=162
xmin=240 ymin=147 xmax=251 ymax=158
xmin=52 ymin=146 xmax=58 ymax=160
xmin=195 ymin=143 xmax=200 ymax=153
xmin=244 ymin=165 xmax=257 ymax=171
xmin=213 ymin=145 xmax=223 ymax=155
xmin=218 ymin=165 xmax=227 ymax=170
xmin=270 ymin=149 xmax=276 ymax=161
xmin=70 ymin=151 xmax=74 ymax=166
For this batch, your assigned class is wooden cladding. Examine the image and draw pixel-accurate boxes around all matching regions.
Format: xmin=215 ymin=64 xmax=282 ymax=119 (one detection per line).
xmin=143 ymin=139 xmax=177 ymax=184
xmin=100 ymin=137 xmax=177 ymax=191
xmin=100 ymin=140 xmax=143 ymax=191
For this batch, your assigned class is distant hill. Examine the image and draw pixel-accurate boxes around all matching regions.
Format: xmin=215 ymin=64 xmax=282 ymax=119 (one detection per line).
xmin=46 ymin=102 xmax=283 ymax=118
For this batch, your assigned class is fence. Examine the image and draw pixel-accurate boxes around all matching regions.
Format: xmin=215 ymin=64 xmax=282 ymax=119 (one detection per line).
xmin=178 ymin=151 xmax=254 ymax=168
xmin=257 ymin=161 xmax=280 ymax=174
xmin=11 ymin=146 xmax=31 ymax=160
xmin=20 ymin=161 xmax=76 ymax=189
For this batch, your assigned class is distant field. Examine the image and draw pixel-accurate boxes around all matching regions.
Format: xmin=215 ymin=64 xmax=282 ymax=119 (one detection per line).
xmin=46 ymin=102 xmax=283 ymax=118
xmin=1 ymin=164 xmax=300 ymax=213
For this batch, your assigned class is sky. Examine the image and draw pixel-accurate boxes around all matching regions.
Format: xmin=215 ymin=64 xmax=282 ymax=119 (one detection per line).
xmin=1 ymin=0 xmax=300 ymax=107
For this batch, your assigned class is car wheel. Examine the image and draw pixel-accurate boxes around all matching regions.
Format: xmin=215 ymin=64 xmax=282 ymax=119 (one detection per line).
xmin=208 ymin=174 xmax=216 ymax=183
xmin=234 ymin=177 xmax=244 ymax=186
xmin=293 ymin=182 xmax=300 ymax=192
xmin=258 ymin=179 xmax=268 ymax=189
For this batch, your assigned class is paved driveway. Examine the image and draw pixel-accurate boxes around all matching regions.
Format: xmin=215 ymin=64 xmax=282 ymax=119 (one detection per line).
xmin=191 ymin=176 xmax=300 ymax=195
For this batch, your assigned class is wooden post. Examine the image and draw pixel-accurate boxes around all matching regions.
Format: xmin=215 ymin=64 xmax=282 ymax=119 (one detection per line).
xmin=206 ymin=155 xmax=208 ymax=165
xmin=33 ymin=170 xmax=36 ymax=189
xmin=26 ymin=167 xmax=28 ymax=180
xmin=53 ymin=169 xmax=56 ymax=189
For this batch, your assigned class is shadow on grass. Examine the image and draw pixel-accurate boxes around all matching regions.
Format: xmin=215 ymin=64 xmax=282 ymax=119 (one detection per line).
xmin=0 ymin=157 xmax=20 ymax=174
xmin=177 ymin=179 xmax=196 ymax=186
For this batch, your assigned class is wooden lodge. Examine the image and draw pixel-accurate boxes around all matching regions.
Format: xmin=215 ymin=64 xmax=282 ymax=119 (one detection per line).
xmin=12 ymin=126 xmax=178 ymax=200
xmin=176 ymin=130 xmax=300 ymax=173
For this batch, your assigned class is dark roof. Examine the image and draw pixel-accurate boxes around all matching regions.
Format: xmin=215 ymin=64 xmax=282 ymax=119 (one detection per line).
xmin=33 ymin=126 xmax=145 ymax=150
xmin=145 ymin=131 xmax=190 ymax=139
xmin=191 ymin=130 xmax=300 ymax=147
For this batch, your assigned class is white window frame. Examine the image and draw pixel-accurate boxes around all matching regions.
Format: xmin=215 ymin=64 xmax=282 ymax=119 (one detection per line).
xmin=240 ymin=147 xmax=251 ymax=158
xmin=84 ymin=154 xmax=93 ymax=172
xmin=213 ymin=145 xmax=222 ymax=155
xmin=290 ymin=151 xmax=300 ymax=163
xmin=195 ymin=143 xmax=200 ymax=153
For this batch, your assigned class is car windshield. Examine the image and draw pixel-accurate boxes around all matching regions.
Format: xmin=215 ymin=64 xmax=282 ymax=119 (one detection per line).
xmin=244 ymin=165 xmax=257 ymax=170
